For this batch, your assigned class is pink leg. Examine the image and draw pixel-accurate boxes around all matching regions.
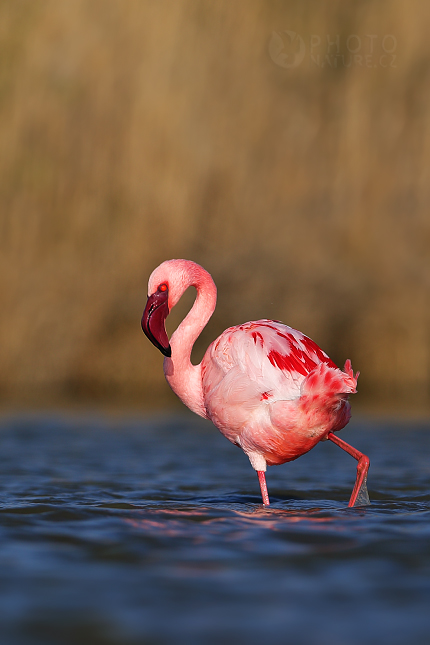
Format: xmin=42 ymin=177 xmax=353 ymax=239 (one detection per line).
xmin=328 ymin=432 xmax=370 ymax=507
xmin=257 ymin=471 xmax=270 ymax=506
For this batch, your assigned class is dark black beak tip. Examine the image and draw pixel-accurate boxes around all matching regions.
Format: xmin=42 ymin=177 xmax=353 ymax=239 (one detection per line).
xmin=161 ymin=345 xmax=172 ymax=358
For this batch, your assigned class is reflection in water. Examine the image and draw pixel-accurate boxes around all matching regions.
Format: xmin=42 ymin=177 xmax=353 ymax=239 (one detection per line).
xmin=0 ymin=413 xmax=429 ymax=645
xmin=124 ymin=505 xmax=367 ymax=558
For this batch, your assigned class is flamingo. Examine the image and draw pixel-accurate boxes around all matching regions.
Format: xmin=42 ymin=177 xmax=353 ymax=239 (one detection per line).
xmin=141 ymin=259 xmax=370 ymax=507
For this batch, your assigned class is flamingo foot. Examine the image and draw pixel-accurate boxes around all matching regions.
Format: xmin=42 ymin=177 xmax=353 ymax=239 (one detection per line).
xmin=257 ymin=471 xmax=270 ymax=506
xmin=348 ymin=455 xmax=370 ymax=507
xmin=327 ymin=432 xmax=370 ymax=507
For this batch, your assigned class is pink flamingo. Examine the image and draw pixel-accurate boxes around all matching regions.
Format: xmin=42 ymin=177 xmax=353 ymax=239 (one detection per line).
xmin=141 ymin=259 xmax=369 ymax=507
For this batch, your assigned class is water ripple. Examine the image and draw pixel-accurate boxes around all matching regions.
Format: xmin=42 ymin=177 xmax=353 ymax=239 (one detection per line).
xmin=0 ymin=413 xmax=429 ymax=645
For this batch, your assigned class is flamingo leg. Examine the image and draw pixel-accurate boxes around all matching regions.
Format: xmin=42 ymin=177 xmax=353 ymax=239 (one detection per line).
xmin=257 ymin=471 xmax=270 ymax=506
xmin=327 ymin=432 xmax=370 ymax=507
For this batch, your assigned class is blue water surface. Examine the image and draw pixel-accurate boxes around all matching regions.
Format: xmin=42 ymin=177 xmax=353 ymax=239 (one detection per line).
xmin=0 ymin=412 xmax=429 ymax=645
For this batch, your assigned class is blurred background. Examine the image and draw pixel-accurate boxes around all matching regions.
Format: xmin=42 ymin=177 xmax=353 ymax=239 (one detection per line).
xmin=1 ymin=0 xmax=430 ymax=414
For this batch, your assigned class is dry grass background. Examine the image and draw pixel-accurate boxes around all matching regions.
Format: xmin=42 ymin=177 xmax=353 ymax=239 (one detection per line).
xmin=1 ymin=0 xmax=430 ymax=412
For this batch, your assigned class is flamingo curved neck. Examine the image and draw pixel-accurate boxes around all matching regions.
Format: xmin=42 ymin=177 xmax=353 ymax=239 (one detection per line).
xmin=163 ymin=269 xmax=217 ymax=418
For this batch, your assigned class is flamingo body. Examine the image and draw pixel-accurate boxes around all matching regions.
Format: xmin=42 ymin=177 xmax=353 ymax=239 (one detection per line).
xmin=201 ymin=320 xmax=357 ymax=470
xmin=142 ymin=259 xmax=369 ymax=507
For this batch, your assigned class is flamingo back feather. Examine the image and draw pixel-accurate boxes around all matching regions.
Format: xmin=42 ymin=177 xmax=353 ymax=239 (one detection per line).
xmin=201 ymin=320 xmax=358 ymax=465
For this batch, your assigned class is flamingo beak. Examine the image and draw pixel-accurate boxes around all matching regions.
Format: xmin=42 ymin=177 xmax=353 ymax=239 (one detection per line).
xmin=141 ymin=290 xmax=171 ymax=357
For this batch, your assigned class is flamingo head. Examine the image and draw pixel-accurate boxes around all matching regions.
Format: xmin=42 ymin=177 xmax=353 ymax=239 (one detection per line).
xmin=142 ymin=259 xmax=215 ymax=357
xmin=141 ymin=281 xmax=171 ymax=357
xmin=141 ymin=259 xmax=192 ymax=357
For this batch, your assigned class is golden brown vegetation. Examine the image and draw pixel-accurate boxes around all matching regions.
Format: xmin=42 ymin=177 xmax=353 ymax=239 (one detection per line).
xmin=1 ymin=0 xmax=430 ymax=412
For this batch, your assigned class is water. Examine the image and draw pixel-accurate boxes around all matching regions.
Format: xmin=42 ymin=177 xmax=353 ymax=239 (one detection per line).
xmin=0 ymin=412 xmax=429 ymax=645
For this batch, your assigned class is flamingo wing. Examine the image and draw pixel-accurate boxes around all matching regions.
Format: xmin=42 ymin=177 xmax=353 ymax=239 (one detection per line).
xmin=201 ymin=319 xmax=358 ymax=463
xmin=202 ymin=319 xmax=339 ymax=405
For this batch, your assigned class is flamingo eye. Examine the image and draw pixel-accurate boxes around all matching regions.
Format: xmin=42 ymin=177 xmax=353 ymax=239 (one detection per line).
xmin=158 ymin=283 xmax=168 ymax=292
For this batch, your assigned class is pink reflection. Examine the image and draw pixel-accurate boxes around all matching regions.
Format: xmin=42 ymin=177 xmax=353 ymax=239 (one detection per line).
xmin=123 ymin=504 xmax=363 ymax=540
